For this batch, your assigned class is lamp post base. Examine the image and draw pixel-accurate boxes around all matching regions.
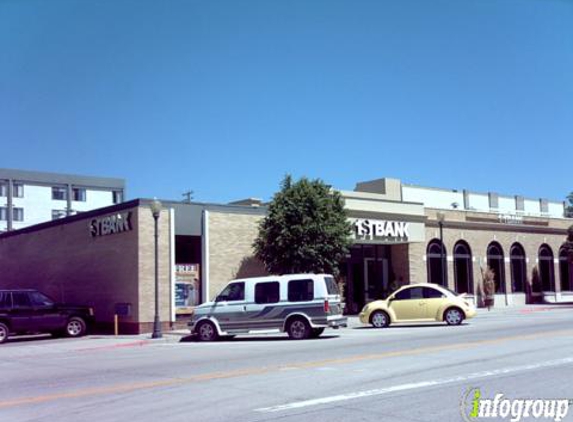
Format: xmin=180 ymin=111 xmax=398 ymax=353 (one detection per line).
xmin=152 ymin=316 xmax=162 ymax=339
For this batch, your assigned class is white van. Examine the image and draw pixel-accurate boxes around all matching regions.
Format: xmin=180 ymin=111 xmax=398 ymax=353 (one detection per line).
xmin=189 ymin=274 xmax=347 ymax=341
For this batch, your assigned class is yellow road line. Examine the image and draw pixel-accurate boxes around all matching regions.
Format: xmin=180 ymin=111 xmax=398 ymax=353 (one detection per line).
xmin=1 ymin=328 xmax=572 ymax=409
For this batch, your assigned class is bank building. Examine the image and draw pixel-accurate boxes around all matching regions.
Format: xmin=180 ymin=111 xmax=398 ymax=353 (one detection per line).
xmin=0 ymin=177 xmax=570 ymax=333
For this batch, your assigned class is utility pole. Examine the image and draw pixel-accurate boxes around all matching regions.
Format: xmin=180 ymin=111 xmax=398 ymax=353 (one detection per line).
xmin=182 ymin=190 xmax=194 ymax=203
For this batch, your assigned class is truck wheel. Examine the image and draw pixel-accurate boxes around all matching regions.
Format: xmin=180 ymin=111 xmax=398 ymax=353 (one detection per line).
xmin=197 ymin=321 xmax=218 ymax=342
xmin=0 ymin=322 xmax=9 ymax=344
xmin=287 ymin=318 xmax=310 ymax=340
xmin=66 ymin=317 xmax=87 ymax=337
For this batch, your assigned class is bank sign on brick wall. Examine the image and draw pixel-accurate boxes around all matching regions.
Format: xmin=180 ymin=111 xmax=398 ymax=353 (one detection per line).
xmin=351 ymin=218 xmax=425 ymax=243
xmin=90 ymin=212 xmax=133 ymax=237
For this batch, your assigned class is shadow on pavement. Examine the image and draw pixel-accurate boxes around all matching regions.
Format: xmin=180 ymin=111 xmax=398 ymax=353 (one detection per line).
xmin=353 ymin=323 xmax=469 ymax=329
xmin=180 ymin=334 xmax=340 ymax=343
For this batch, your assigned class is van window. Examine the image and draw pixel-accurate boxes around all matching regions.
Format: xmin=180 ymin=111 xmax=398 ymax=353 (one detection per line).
xmin=324 ymin=276 xmax=339 ymax=295
xmin=217 ymin=282 xmax=245 ymax=302
xmin=288 ymin=279 xmax=314 ymax=302
xmin=255 ymin=282 xmax=280 ymax=304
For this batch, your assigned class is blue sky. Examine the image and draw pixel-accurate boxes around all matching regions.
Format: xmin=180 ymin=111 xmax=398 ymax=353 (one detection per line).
xmin=1 ymin=0 xmax=572 ymax=204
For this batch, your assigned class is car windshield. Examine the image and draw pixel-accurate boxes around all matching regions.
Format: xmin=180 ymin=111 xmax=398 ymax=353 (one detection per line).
xmin=29 ymin=291 xmax=55 ymax=306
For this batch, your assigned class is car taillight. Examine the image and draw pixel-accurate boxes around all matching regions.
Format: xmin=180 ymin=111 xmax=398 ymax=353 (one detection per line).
xmin=89 ymin=308 xmax=94 ymax=316
xmin=324 ymin=300 xmax=330 ymax=313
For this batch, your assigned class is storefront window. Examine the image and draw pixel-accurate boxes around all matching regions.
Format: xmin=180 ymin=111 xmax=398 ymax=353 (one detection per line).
xmin=559 ymin=247 xmax=571 ymax=292
xmin=510 ymin=243 xmax=526 ymax=293
xmin=487 ymin=242 xmax=506 ymax=293
xmin=453 ymin=241 xmax=473 ymax=294
xmin=538 ymin=245 xmax=555 ymax=292
xmin=427 ymin=240 xmax=447 ymax=287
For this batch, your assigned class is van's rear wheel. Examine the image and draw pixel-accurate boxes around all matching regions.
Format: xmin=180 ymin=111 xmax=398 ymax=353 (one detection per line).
xmin=197 ymin=321 xmax=218 ymax=342
xmin=287 ymin=318 xmax=310 ymax=340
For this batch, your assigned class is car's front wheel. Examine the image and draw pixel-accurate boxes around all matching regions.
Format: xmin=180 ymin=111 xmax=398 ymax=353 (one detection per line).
xmin=196 ymin=321 xmax=218 ymax=342
xmin=0 ymin=322 xmax=9 ymax=344
xmin=444 ymin=308 xmax=464 ymax=326
xmin=370 ymin=311 xmax=390 ymax=328
xmin=66 ymin=317 xmax=87 ymax=337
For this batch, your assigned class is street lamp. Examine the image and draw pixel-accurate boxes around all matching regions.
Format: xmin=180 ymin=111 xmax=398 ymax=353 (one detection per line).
xmin=150 ymin=198 xmax=162 ymax=339
xmin=437 ymin=211 xmax=446 ymax=287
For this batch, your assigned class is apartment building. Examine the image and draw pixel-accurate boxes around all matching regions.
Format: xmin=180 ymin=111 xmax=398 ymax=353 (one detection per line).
xmin=0 ymin=168 xmax=125 ymax=232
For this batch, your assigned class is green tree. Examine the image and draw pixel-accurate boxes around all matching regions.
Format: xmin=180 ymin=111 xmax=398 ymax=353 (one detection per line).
xmin=566 ymin=193 xmax=573 ymax=218
xmin=254 ymin=175 xmax=353 ymax=277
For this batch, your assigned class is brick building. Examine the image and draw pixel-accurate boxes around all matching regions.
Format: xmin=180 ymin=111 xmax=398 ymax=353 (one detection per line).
xmin=0 ymin=178 xmax=571 ymax=333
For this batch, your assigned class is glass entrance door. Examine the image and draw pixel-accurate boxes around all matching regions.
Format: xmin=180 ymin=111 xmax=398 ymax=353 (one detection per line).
xmin=364 ymin=258 xmax=389 ymax=302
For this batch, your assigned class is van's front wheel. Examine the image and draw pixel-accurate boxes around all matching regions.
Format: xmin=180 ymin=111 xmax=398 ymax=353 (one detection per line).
xmin=196 ymin=321 xmax=218 ymax=342
xmin=287 ymin=318 xmax=310 ymax=340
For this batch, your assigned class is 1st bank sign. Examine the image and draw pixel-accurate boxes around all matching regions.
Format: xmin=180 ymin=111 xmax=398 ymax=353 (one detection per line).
xmin=90 ymin=212 xmax=133 ymax=237
xmin=353 ymin=218 xmax=410 ymax=241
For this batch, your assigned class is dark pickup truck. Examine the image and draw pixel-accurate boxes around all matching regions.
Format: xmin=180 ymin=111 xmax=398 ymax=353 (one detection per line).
xmin=0 ymin=289 xmax=94 ymax=344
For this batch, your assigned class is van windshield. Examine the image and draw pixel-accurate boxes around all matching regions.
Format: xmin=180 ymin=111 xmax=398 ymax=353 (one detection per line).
xmin=324 ymin=276 xmax=339 ymax=295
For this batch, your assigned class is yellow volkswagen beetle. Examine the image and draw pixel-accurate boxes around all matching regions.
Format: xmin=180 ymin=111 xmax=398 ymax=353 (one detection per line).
xmin=359 ymin=283 xmax=476 ymax=328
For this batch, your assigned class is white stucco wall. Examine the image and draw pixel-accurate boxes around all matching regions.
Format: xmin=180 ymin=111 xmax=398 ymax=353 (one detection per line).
xmin=402 ymin=186 xmax=464 ymax=209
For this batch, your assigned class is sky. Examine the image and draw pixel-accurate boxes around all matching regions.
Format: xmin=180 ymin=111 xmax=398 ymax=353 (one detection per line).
xmin=1 ymin=0 xmax=572 ymax=204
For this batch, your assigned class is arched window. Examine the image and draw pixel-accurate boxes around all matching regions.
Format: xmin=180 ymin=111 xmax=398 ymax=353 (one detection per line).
xmin=427 ymin=239 xmax=447 ymax=286
xmin=538 ymin=245 xmax=555 ymax=292
xmin=510 ymin=243 xmax=526 ymax=293
xmin=453 ymin=241 xmax=473 ymax=294
xmin=559 ymin=247 xmax=571 ymax=292
xmin=487 ymin=242 xmax=506 ymax=293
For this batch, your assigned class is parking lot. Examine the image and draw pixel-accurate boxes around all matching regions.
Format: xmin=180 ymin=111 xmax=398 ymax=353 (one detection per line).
xmin=1 ymin=305 xmax=573 ymax=422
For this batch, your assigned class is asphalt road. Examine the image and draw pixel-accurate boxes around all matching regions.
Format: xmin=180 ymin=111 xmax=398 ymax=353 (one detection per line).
xmin=1 ymin=306 xmax=573 ymax=422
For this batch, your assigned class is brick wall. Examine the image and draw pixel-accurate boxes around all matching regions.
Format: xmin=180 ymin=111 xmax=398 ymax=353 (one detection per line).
xmin=137 ymin=207 xmax=172 ymax=328
xmin=422 ymin=211 xmax=571 ymax=304
xmin=0 ymin=206 xmax=141 ymax=332
xmin=207 ymin=211 xmax=267 ymax=298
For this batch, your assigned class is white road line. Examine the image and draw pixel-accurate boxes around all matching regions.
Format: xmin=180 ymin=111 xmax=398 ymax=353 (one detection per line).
xmin=255 ymin=357 xmax=573 ymax=413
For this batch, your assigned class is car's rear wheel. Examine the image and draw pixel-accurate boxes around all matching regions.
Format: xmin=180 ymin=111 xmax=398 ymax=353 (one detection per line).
xmin=444 ymin=308 xmax=464 ymax=326
xmin=370 ymin=311 xmax=390 ymax=328
xmin=287 ymin=318 xmax=311 ymax=340
xmin=0 ymin=322 xmax=9 ymax=344
xmin=196 ymin=321 xmax=218 ymax=342
xmin=66 ymin=317 xmax=87 ymax=337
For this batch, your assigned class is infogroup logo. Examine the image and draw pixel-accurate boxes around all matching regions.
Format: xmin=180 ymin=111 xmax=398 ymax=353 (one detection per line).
xmin=460 ymin=388 xmax=572 ymax=422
